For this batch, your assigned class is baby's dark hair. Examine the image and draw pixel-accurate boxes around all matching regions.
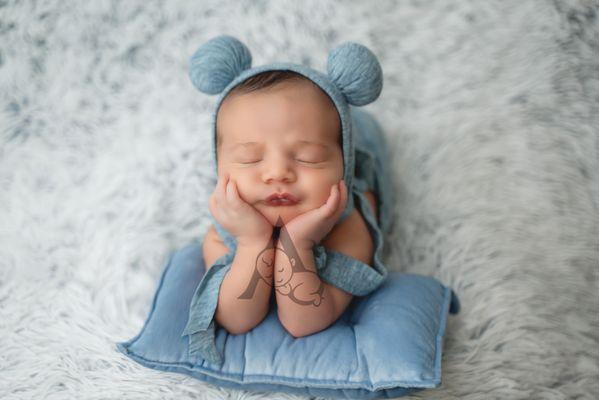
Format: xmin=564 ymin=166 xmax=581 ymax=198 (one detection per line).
xmin=216 ymin=70 xmax=342 ymax=148
xmin=229 ymin=70 xmax=307 ymax=96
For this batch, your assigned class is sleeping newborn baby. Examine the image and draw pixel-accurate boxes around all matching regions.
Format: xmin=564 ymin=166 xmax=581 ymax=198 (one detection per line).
xmin=182 ymin=35 xmax=393 ymax=365
xmin=203 ymin=71 xmax=379 ymax=338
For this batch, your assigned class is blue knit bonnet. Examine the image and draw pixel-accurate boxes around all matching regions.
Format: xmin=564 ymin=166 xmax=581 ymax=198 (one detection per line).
xmin=188 ymin=34 xmax=383 ymax=224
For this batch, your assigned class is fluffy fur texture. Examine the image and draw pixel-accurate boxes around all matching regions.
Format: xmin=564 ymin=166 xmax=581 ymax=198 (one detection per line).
xmin=1 ymin=0 xmax=598 ymax=398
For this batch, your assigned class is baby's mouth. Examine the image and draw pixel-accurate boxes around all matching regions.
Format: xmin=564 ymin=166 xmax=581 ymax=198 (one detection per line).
xmin=265 ymin=198 xmax=298 ymax=206
xmin=264 ymin=193 xmax=299 ymax=206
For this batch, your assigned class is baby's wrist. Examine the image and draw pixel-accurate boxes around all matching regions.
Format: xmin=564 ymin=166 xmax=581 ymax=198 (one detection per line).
xmin=278 ymin=237 xmax=315 ymax=252
xmin=236 ymin=233 xmax=273 ymax=248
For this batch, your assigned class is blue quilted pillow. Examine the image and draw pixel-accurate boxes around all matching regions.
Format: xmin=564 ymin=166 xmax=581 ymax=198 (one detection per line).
xmin=116 ymin=242 xmax=460 ymax=399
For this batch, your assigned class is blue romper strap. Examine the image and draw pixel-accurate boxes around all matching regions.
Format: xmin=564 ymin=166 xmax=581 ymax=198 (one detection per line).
xmin=180 ymin=249 xmax=233 ymax=365
xmin=313 ymin=177 xmax=388 ymax=296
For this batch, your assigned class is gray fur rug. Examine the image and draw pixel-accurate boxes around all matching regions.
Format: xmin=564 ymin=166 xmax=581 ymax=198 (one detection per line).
xmin=1 ymin=0 xmax=598 ymax=399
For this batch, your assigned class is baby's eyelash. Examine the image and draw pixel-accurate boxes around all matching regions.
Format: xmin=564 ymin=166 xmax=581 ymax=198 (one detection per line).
xmin=237 ymin=159 xmax=321 ymax=165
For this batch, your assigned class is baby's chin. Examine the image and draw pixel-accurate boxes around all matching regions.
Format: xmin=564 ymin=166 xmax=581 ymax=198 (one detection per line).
xmin=255 ymin=203 xmax=311 ymax=227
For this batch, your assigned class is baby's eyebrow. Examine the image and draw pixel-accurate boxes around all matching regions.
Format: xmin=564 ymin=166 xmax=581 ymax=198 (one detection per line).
xmin=295 ymin=140 xmax=331 ymax=149
xmin=231 ymin=140 xmax=330 ymax=149
xmin=231 ymin=142 xmax=261 ymax=149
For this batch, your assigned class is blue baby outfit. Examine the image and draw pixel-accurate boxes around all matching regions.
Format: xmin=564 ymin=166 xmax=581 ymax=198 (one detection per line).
xmin=182 ymin=35 xmax=396 ymax=365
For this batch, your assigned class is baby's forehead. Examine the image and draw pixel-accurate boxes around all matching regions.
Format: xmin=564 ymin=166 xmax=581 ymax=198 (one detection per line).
xmin=217 ymin=100 xmax=340 ymax=147
xmin=218 ymin=128 xmax=341 ymax=150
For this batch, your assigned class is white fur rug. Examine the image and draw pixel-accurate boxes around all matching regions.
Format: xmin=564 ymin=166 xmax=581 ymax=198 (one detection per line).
xmin=1 ymin=0 xmax=598 ymax=398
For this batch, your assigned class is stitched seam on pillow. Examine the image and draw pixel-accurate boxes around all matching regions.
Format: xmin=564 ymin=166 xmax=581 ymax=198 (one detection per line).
xmin=431 ymin=285 xmax=452 ymax=385
xmin=119 ymin=246 xmax=449 ymax=389
xmin=349 ymin=323 xmax=373 ymax=390
xmin=121 ymin=344 xmax=440 ymax=388
xmin=122 ymin=250 xmax=177 ymax=348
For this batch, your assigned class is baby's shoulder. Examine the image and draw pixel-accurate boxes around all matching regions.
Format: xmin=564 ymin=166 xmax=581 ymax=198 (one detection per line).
xmin=321 ymin=204 xmax=372 ymax=250
xmin=205 ymin=224 xmax=224 ymax=244
xmin=321 ymin=206 xmax=374 ymax=265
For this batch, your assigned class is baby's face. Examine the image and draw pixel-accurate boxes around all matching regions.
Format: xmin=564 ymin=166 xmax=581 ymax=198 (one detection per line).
xmin=216 ymin=79 xmax=343 ymax=227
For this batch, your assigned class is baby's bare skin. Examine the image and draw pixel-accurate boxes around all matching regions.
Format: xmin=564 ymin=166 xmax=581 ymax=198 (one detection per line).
xmin=204 ymin=78 xmax=377 ymax=337
xmin=203 ymin=189 xmax=378 ymax=337
xmin=204 ymin=191 xmax=377 ymax=266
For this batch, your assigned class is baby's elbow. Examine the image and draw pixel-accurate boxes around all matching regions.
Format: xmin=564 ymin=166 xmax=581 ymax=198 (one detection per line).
xmin=221 ymin=320 xmax=263 ymax=335
xmin=216 ymin=313 xmax=263 ymax=336
xmin=279 ymin=317 xmax=328 ymax=339
xmin=222 ymin=324 xmax=251 ymax=336
xmin=281 ymin=322 xmax=309 ymax=338
xmin=278 ymin=313 xmax=302 ymax=338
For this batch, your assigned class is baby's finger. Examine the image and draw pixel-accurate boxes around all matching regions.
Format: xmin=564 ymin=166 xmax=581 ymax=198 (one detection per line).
xmin=225 ymin=179 xmax=242 ymax=207
xmin=333 ymin=180 xmax=348 ymax=218
xmin=215 ymin=172 xmax=229 ymax=204
xmin=320 ymin=183 xmax=339 ymax=218
xmin=208 ymin=194 xmax=219 ymax=218
xmin=330 ymin=181 xmax=345 ymax=216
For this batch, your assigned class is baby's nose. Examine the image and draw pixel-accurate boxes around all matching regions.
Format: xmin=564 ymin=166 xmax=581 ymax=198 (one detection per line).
xmin=262 ymin=158 xmax=295 ymax=183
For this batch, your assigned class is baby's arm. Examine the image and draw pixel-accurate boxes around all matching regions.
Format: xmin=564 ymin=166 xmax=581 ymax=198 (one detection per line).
xmin=203 ymin=225 xmax=274 ymax=335
xmin=275 ymin=198 xmax=375 ymax=338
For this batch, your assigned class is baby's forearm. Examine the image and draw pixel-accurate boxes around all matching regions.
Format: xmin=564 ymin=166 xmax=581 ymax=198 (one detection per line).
xmin=214 ymin=240 xmax=273 ymax=335
xmin=275 ymin=244 xmax=336 ymax=338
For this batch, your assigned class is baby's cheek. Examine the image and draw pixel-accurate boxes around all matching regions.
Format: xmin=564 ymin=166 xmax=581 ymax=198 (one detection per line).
xmin=311 ymin=180 xmax=340 ymax=206
xmin=301 ymin=170 xmax=339 ymax=195
xmin=226 ymin=172 xmax=254 ymax=200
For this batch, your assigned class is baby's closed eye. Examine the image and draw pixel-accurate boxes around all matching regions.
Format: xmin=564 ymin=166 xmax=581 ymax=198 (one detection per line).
xmin=232 ymin=145 xmax=331 ymax=165
xmin=234 ymin=154 xmax=328 ymax=165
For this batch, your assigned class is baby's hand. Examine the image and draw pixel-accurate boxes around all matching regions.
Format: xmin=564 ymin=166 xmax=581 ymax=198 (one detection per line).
xmin=281 ymin=180 xmax=348 ymax=251
xmin=209 ymin=173 xmax=274 ymax=246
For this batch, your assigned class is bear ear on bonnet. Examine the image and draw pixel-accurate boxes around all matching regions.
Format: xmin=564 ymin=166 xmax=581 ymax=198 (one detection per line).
xmin=188 ymin=35 xmax=383 ymax=106
xmin=188 ymin=35 xmax=252 ymax=95
xmin=327 ymin=42 xmax=383 ymax=106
